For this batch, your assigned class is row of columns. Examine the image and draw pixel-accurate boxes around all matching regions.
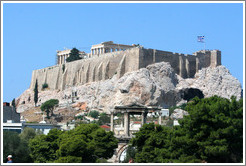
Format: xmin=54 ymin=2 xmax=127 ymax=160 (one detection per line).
xmin=91 ymin=47 xmax=127 ymax=56
xmin=110 ymin=111 xmax=162 ymax=137
xmin=58 ymin=54 xmax=69 ymax=64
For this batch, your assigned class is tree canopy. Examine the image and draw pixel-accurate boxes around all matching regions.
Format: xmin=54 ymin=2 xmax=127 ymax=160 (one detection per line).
xmin=130 ymin=96 xmax=243 ymax=163
xmin=40 ymin=99 xmax=59 ymax=118
xmin=3 ymin=128 xmax=38 ymax=163
xmin=89 ymin=110 xmax=99 ymax=119
xmin=29 ymin=124 xmax=118 ymax=163
xmin=66 ymin=48 xmax=82 ymax=62
xmin=97 ymin=113 xmax=110 ymax=125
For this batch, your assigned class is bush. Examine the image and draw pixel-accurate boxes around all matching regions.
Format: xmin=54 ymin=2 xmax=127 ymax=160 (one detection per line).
xmin=42 ymin=83 xmax=48 ymax=90
xmin=89 ymin=110 xmax=99 ymax=119
xmin=54 ymin=156 xmax=82 ymax=163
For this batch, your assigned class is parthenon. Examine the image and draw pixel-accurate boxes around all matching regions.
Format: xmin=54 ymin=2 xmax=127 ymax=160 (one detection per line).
xmin=90 ymin=41 xmax=136 ymax=57
xmin=56 ymin=49 xmax=86 ymax=65
xmin=56 ymin=41 xmax=137 ymax=64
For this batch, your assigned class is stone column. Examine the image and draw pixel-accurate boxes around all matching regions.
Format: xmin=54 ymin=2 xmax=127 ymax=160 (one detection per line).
xmin=141 ymin=111 xmax=147 ymax=126
xmin=110 ymin=112 xmax=114 ymax=132
xmin=124 ymin=112 xmax=129 ymax=136
xmin=112 ymin=48 xmax=115 ymax=52
xmin=179 ymin=56 xmax=183 ymax=77
xmin=102 ymin=47 xmax=105 ymax=54
xmin=196 ymin=57 xmax=200 ymax=72
xmin=91 ymin=49 xmax=93 ymax=55
xmin=186 ymin=58 xmax=190 ymax=78
xmin=158 ymin=111 xmax=162 ymax=125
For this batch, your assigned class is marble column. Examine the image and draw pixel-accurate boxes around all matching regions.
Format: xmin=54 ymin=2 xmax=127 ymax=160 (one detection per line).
xmin=158 ymin=111 xmax=162 ymax=124
xmin=102 ymin=48 xmax=105 ymax=54
xmin=91 ymin=49 xmax=93 ymax=55
xmin=141 ymin=112 xmax=147 ymax=126
xmin=124 ymin=112 xmax=130 ymax=136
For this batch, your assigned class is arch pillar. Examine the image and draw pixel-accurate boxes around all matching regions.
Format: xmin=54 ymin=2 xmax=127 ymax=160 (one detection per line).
xmin=124 ymin=112 xmax=130 ymax=136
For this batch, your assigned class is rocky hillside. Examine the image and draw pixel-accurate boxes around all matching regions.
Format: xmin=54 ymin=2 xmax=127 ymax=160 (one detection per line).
xmin=16 ymin=62 xmax=242 ymax=115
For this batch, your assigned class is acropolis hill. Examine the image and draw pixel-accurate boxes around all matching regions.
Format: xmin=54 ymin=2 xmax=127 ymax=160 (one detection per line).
xmin=30 ymin=41 xmax=221 ymax=91
xmin=17 ymin=41 xmax=241 ymax=118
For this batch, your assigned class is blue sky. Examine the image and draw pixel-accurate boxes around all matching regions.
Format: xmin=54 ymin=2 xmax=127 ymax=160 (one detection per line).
xmin=3 ymin=2 xmax=244 ymax=102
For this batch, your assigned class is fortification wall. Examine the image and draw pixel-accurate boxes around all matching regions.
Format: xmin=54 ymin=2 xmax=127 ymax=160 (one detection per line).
xmin=30 ymin=47 xmax=141 ymax=91
xmin=29 ymin=47 xmax=221 ymax=91
xmin=139 ymin=48 xmax=221 ymax=78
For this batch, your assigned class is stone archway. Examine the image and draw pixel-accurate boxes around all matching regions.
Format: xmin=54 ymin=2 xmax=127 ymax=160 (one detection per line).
xmin=115 ymin=143 xmax=128 ymax=163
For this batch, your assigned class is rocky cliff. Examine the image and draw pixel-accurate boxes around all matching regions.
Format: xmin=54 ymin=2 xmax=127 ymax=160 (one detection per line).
xmin=16 ymin=62 xmax=242 ymax=115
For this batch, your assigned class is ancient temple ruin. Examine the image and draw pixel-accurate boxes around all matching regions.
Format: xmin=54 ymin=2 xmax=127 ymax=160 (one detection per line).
xmin=31 ymin=41 xmax=221 ymax=91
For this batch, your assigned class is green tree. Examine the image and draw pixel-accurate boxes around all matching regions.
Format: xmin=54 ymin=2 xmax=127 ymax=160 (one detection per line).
xmin=56 ymin=124 xmax=118 ymax=163
xmin=178 ymin=96 xmax=243 ymax=163
xmin=34 ymin=79 xmax=38 ymax=107
xmin=29 ymin=128 xmax=63 ymax=163
xmin=97 ymin=113 xmax=110 ymax=125
xmin=29 ymin=124 xmax=118 ymax=163
xmin=3 ymin=131 xmax=32 ymax=163
xmin=19 ymin=127 xmax=37 ymax=142
xmin=11 ymin=98 xmax=16 ymax=108
xmin=66 ymin=48 xmax=82 ymax=62
xmin=89 ymin=110 xmax=99 ymax=119
xmin=130 ymin=96 xmax=243 ymax=163
xmin=40 ymin=99 xmax=59 ymax=118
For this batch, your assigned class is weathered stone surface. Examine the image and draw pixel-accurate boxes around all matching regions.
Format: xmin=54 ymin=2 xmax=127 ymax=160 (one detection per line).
xmin=16 ymin=62 xmax=242 ymax=116
xmin=176 ymin=65 xmax=242 ymax=100
xmin=170 ymin=108 xmax=189 ymax=120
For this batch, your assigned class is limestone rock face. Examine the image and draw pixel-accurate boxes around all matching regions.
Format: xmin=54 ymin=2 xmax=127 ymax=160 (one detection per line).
xmin=16 ymin=62 xmax=242 ymax=115
xmin=176 ymin=66 xmax=242 ymax=100
xmin=170 ymin=109 xmax=189 ymax=120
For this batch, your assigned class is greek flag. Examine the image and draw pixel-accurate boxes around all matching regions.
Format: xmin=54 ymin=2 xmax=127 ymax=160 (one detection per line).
xmin=197 ymin=36 xmax=205 ymax=42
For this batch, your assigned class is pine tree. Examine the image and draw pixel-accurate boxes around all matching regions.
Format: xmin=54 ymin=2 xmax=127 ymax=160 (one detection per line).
xmin=11 ymin=98 xmax=16 ymax=108
xmin=34 ymin=79 xmax=38 ymax=107
xmin=66 ymin=48 xmax=82 ymax=62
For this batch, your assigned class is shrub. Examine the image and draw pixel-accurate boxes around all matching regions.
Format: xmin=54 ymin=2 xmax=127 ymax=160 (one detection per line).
xmin=42 ymin=83 xmax=48 ymax=90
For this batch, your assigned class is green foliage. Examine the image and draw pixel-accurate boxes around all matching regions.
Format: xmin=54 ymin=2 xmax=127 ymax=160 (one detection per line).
xmin=29 ymin=128 xmax=63 ymax=163
xmin=40 ymin=99 xmax=59 ymax=118
xmin=3 ymin=131 xmax=33 ymax=163
xmin=66 ymin=48 xmax=82 ymax=62
xmin=130 ymin=96 xmax=243 ymax=163
xmin=97 ymin=113 xmax=110 ymax=125
xmin=89 ymin=110 xmax=99 ymax=119
xmin=42 ymin=83 xmax=48 ymax=90
xmin=96 ymin=158 xmax=108 ymax=163
xmin=19 ymin=127 xmax=37 ymax=142
xmin=29 ymin=124 xmax=118 ymax=163
xmin=34 ymin=79 xmax=38 ymax=107
xmin=54 ymin=156 xmax=82 ymax=163
xmin=11 ymin=98 xmax=16 ymax=108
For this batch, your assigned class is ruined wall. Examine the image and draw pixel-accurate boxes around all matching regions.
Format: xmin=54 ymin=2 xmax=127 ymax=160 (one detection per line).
xmin=139 ymin=48 xmax=221 ymax=78
xmin=29 ymin=47 xmax=221 ymax=91
xmin=30 ymin=48 xmax=140 ymax=91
